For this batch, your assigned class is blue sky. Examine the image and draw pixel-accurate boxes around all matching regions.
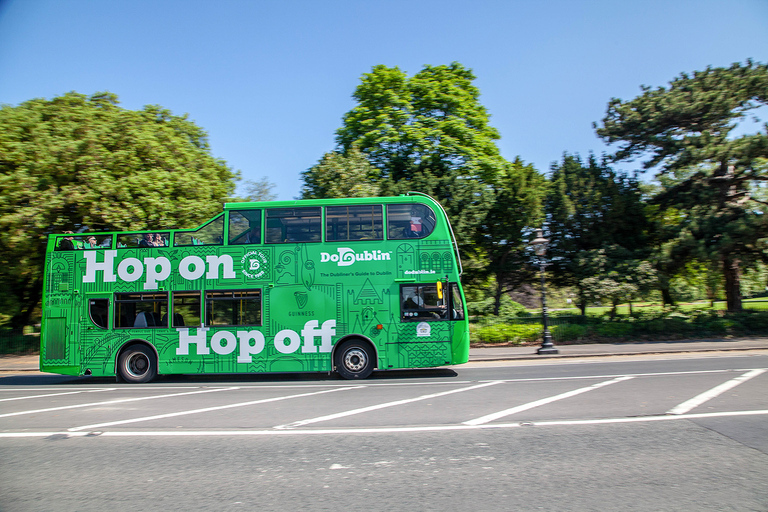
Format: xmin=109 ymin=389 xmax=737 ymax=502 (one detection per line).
xmin=1 ymin=0 xmax=766 ymax=200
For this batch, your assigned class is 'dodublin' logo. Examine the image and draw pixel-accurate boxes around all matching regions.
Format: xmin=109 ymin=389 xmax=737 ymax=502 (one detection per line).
xmin=241 ymin=250 xmax=269 ymax=279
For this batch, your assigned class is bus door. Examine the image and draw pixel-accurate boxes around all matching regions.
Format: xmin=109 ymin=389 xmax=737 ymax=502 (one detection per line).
xmin=390 ymin=281 xmax=453 ymax=368
xmin=81 ymin=293 xmax=112 ymax=368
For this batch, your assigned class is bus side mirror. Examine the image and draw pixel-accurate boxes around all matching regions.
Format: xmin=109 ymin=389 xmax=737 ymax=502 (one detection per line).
xmin=436 ymin=281 xmax=443 ymax=299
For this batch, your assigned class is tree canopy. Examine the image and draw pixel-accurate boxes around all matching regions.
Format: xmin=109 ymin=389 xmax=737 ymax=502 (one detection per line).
xmin=336 ymin=62 xmax=505 ymax=183
xmin=595 ymin=60 xmax=768 ymax=311
xmin=329 ymin=63 xmax=510 ymax=248
xmin=301 ymin=145 xmax=381 ymax=199
xmin=304 ymin=62 xmax=546 ymax=314
xmin=545 ymin=153 xmax=651 ymax=313
xmin=474 ymin=158 xmax=546 ymax=314
xmin=0 ymin=92 xmax=237 ymax=326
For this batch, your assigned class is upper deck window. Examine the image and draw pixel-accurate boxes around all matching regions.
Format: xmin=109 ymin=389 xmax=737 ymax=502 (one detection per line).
xmin=266 ymin=207 xmax=321 ymax=243
xmin=229 ymin=210 xmax=262 ymax=245
xmin=174 ymin=215 xmax=224 ymax=246
xmin=387 ymin=204 xmax=437 ymax=240
xmin=56 ymin=234 xmax=112 ymax=250
xmin=326 ymin=205 xmax=383 ymax=242
xmin=117 ymin=232 xmax=171 ymax=248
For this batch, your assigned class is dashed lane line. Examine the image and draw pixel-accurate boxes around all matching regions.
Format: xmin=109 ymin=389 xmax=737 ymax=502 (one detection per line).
xmin=0 ymin=387 xmax=238 ymax=419
xmin=274 ymin=381 xmax=504 ymax=429
xmin=464 ymin=376 xmax=634 ymax=426
xmin=0 ymin=389 xmax=113 ymax=402
xmin=666 ymin=368 xmax=767 ymax=415
xmin=68 ymin=386 xmax=360 ymax=432
xmin=0 ymin=409 xmax=766 ymax=438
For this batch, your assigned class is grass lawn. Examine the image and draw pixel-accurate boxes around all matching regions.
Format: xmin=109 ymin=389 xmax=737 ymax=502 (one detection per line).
xmin=527 ymin=298 xmax=768 ymax=316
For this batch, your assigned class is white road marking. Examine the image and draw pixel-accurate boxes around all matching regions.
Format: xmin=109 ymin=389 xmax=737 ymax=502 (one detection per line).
xmin=0 ymin=409 xmax=766 ymax=438
xmin=464 ymin=376 xmax=634 ymax=426
xmin=666 ymin=368 xmax=767 ymax=415
xmin=479 ymin=368 xmax=767 ymax=383
xmin=0 ymin=389 xmax=113 ymax=402
xmin=0 ymin=387 xmax=238 ymax=418
xmin=274 ymin=381 xmax=503 ymax=429
xmin=68 ymin=386 xmax=359 ymax=431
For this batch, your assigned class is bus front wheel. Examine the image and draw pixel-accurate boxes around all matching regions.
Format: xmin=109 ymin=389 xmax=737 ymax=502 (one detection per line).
xmin=335 ymin=340 xmax=374 ymax=380
xmin=117 ymin=344 xmax=157 ymax=383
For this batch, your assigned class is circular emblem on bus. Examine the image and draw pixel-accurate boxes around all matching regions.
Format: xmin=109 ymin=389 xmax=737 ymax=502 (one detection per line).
xmin=241 ymin=250 xmax=269 ymax=279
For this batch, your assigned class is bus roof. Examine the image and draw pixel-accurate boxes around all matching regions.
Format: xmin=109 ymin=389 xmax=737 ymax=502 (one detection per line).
xmin=222 ymin=193 xmax=438 ymax=211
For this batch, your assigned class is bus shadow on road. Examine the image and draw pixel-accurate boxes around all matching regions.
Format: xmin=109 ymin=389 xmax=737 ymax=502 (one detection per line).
xmin=0 ymin=368 xmax=459 ymax=386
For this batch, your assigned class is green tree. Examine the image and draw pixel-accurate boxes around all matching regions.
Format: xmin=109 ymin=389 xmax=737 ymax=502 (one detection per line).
xmin=243 ymin=177 xmax=277 ymax=202
xmin=545 ymin=153 xmax=651 ymax=314
xmin=331 ymin=62 xmax=507 ymax=247
xmin=474 ymin=158 xmax=547 ymax=314
xmin=307 ymin=62 xmax=548 ymax=307
xmin=0 ymin=92 xmax=237 ymax=326
xmin=300 ymin=145 xmax=381 ymax=199
xmin=596 ymin=60 xmax=768 ymax=311
xmin=578 ymin=248 xmax=657 ymax=316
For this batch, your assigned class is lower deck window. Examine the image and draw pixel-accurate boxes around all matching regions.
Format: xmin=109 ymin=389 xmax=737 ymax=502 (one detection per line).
xmin=89 ymin=299 xmax=109 ymax=328
xmin=205 ymin=290 xmax=262 ymax=326
xmin=114 ymin=293 xmax=169 ymax=328
xmin=172 ymin=291 xmax=202 ymax=327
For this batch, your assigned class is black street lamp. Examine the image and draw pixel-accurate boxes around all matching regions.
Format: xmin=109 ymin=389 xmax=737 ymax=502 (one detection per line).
xmin=530 ymin=229 xmax=558 ymax=355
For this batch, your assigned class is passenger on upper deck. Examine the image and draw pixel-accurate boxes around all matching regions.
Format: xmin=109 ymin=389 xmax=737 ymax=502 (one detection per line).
xmin=244 ymin=226 xmax=260 ymax=244
xmin=139 ymin=233 xmax=155 ymax=247
xmin=57 ymin=231 xmax=75 ymax=250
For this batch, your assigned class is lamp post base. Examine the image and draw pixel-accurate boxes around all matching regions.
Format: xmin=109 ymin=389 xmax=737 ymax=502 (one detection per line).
xmin=537 ymin=332 xmax=558 ymax=355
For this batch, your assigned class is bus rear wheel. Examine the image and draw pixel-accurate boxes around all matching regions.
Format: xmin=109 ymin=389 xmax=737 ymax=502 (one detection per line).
xmin=117 ymin=344 xmax=157 ymax=383
xmin=335 ymin=340 xmax=374 ymax=380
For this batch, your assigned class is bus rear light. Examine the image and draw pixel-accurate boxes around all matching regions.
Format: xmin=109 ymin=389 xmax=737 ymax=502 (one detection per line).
xmin=376 ymin=324 xmax=383 ymax=330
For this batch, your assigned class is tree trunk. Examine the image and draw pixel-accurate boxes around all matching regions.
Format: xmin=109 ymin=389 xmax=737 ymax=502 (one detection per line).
xmin=492 ymin=277 xmax=504 ymax=316
xmin=660 ymin=287 xmax=676 ymax=308
xmin=723 ymin=257 xmax=743 ymax=312
xmin=9 ymin=282 xmax=42 ymax=329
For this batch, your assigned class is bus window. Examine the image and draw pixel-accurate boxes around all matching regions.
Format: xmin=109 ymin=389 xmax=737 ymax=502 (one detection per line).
xmin=174 ymin=215 xmax=224 ymax=246
xmin=387 ymin=204 xmax=436 ymax=239
xmin=172 ymin=291 xmax=201 ymax=327
xmin=401 ymin=284 xmax=448 ymax=321
xmin=266 ymin=207 xmax=321 ymax=243
xmin=114 ymin=293 xmax=168 ymax=328
xmin=56 ymin=233 xmax=110 ymax=250
xmin=229 ymin=210 xmax=262 ymax=244
xmin=117 ymin=232 xmax=170 ymax=248
xmin=326 ymin=205 xmax=383 ymax=241
xmin=88 ymin=299 xmax=109 ymax=328
xmin=205 ymin=290 xmax=262 ymax=326
xmin=450 ymin=283 xmax=466 ymax=320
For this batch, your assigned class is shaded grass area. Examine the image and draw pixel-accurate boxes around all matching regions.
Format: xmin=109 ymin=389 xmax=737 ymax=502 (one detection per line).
xmin=470 ymin=300 xmax=768 ymax=345
xmin=0 ymin=329 xmax=39 ymax=355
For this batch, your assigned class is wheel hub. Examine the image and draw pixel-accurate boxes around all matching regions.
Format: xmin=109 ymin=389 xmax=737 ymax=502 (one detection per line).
xmin=344 ymin=348 xmax=367 ymax=372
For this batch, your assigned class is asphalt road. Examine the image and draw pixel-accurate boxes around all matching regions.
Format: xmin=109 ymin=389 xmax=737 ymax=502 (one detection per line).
xmin=1 ymin=352 xmax=767 ymax=511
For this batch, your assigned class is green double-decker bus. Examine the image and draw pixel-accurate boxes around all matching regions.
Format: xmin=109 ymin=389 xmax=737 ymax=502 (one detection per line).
xmin=40 ymin=193 xmax=469 ymax=382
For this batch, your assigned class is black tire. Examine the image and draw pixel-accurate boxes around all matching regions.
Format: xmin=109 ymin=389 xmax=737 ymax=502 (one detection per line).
xmin=335 ymin=340 xmax=374 ymax=380
xmin=117 ymin=344 xmax=157 ymax=383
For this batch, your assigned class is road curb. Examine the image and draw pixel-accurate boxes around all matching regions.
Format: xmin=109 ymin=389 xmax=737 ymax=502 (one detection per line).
xmin=469 ymin=346 xmax=768 ymax=362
